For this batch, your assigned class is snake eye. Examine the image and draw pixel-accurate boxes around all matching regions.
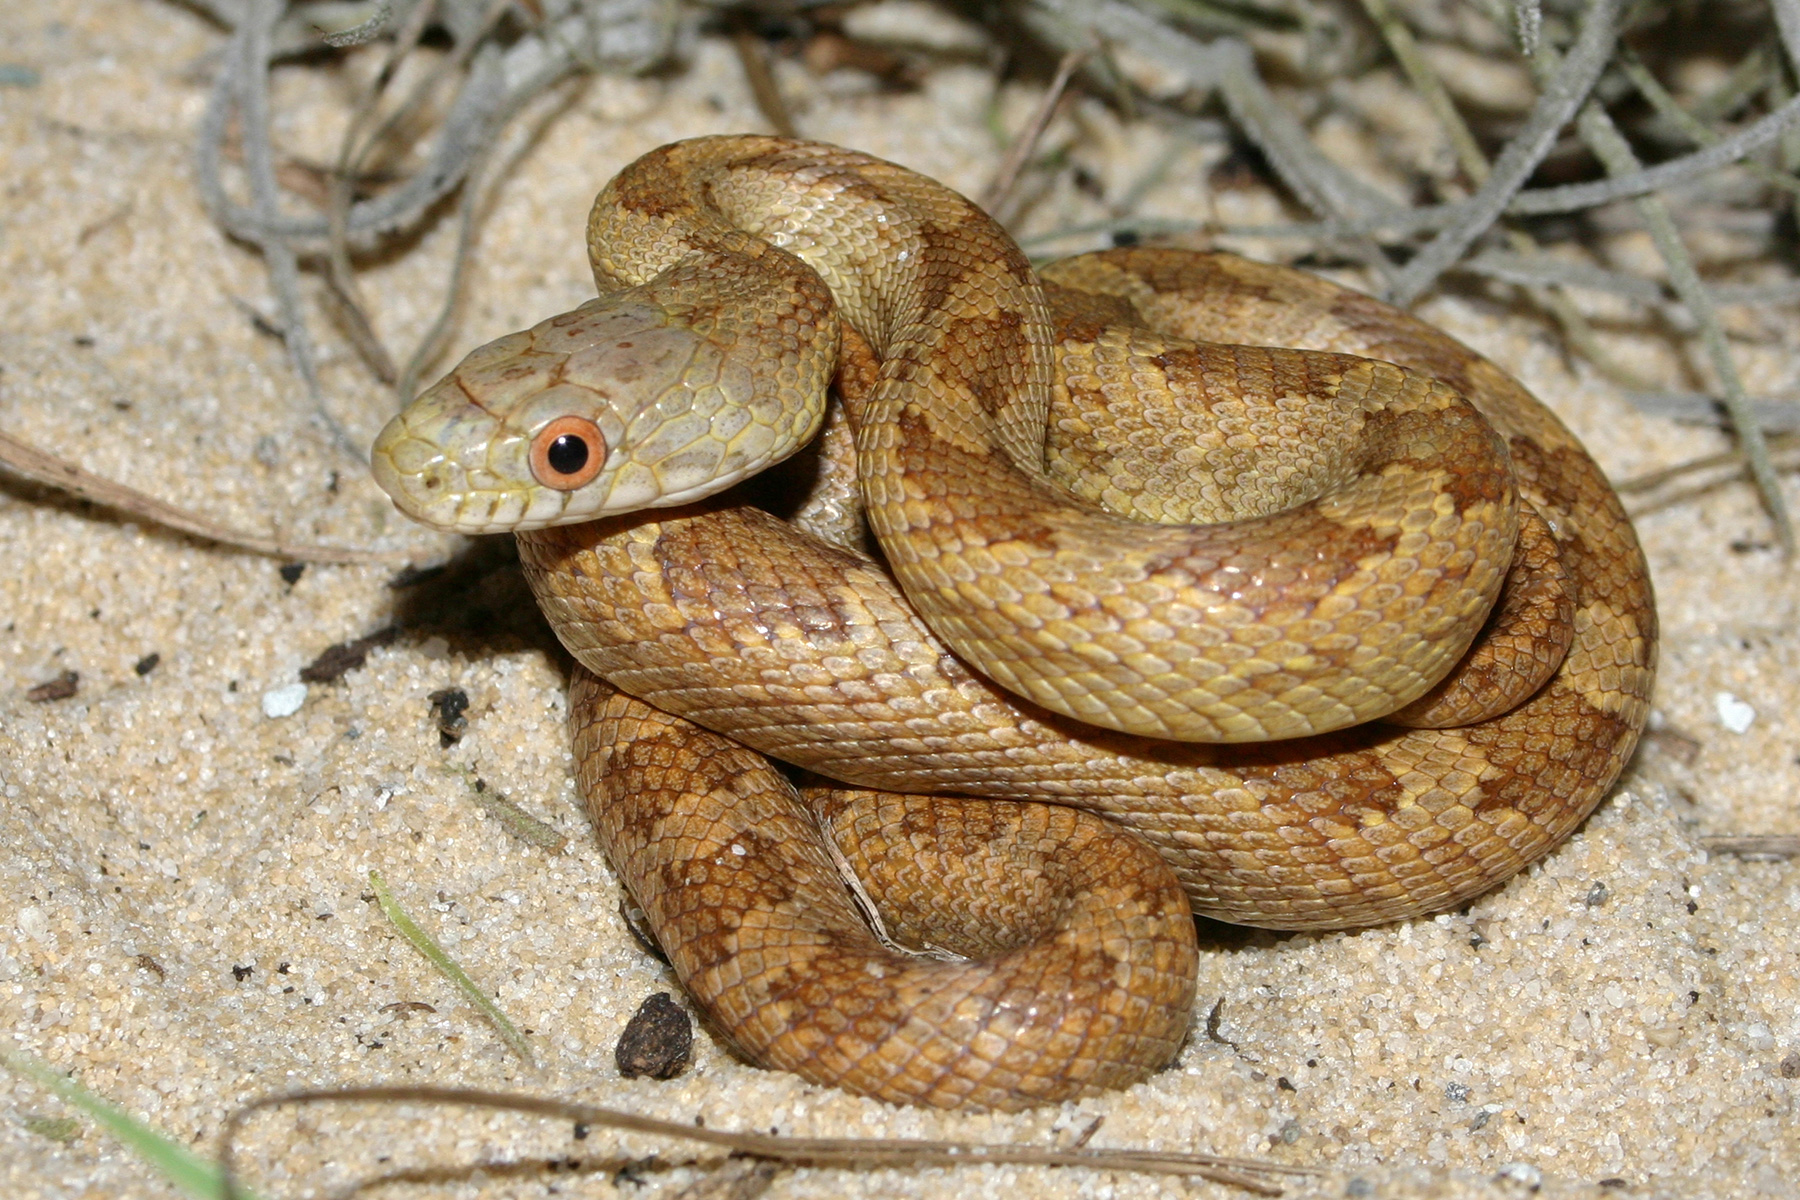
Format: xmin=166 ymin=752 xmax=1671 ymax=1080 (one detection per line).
xmin=529 ymin=416 xmax=607 ymax=490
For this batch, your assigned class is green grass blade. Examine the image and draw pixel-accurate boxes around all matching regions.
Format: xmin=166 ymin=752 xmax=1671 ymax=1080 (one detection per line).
xmin=0 ymin=1045 xmax=259 ymax=1200
xmin=368 ymin=869 xmax=536 ymax=1066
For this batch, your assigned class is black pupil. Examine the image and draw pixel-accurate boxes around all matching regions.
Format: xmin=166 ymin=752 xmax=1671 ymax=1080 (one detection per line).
xmin=547 ymin=433 xmax=589 ymax=476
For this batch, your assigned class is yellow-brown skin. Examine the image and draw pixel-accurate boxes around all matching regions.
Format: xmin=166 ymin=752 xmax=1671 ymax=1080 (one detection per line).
xmin=372 ymin=136 xmax=1657 ymax=1111
xmin=571 ymin=673 xmax=1199 ymax=1110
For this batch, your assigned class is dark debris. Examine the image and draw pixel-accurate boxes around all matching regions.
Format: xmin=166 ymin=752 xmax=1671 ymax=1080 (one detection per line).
xmin=26 ymin=670 xmax=79 ymax=702
xmin=615 ymin=992 xmax=694 ymax=1081
xmin=299 ymin=626 xmax=401 ymax=683
xmin=429 ymin=687 xmax=470 ymax=744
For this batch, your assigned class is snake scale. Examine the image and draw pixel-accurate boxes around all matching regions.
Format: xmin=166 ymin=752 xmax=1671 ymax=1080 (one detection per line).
xmin=372 ymin=136 xmax=1656 ymax=1111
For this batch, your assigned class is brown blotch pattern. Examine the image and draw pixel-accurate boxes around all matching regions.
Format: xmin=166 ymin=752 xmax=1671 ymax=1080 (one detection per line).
xmin=501 ymin=139 xmax=1656 ymax=1109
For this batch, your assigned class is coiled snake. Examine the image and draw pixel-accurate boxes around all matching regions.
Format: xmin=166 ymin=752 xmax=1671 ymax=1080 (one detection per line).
xmin=371 ymin=136 xmax=1656 ymax=1112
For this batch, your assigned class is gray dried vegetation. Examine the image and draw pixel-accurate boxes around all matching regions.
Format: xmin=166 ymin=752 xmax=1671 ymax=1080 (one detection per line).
xmin=4 ymin=0 xmax=1793 ymax=556
xmin=175 ymin=0 xmax=1800 ymax=554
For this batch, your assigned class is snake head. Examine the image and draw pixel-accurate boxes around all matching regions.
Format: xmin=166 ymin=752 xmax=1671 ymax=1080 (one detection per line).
xmin=372 ymin=289 xmax=827 ymax=534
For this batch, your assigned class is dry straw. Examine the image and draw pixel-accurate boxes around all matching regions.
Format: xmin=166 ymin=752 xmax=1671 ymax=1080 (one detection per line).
xmin=9 ymin=0 xmax=1796 ymax=551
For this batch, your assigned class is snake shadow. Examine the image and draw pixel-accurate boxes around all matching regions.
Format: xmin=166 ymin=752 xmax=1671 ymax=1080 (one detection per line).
xmin=385 ymin=534 xmax=569 ymax=662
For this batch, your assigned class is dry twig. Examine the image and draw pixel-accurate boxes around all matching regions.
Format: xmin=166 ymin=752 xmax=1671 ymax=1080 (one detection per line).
xmin=1700 ymin=835 xmax=1800 ymax=859
xmin=732 ymin=14 xmax=797 ymax=137
xmin=981 ymin=47 xmax=1090 ymax=220
xmin=0 ymin=429 xmax=406 ymax=564
xmin=218 ymin=1085 xmax=1320 ymax=1198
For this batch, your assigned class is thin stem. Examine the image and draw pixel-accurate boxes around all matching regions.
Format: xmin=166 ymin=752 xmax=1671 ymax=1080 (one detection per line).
xmin=218 ymin=1085 xmax=1319 ymax=1200
xmin=732 ymin=15 xmax=798 ymax=138
xmin=982 ymin=47 xmax=1089 ymax=219
xmin=0 ymin=429 xmax=408 ymax=564
xmin=1385 ymin=0 xmax=1622 ymax=307
xmin=1575 ymin=101 xmax=1795 ymax=551
xmin=1618 ymin=51 xmax=1800 ymax=199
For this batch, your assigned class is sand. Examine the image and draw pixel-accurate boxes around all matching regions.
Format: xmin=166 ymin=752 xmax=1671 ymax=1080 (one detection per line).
xmin=2 ymin=3 xmax=1797 ymax=1198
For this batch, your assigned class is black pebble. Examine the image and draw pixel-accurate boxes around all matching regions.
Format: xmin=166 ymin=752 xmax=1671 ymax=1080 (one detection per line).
xmin=615 ymin=992 xmax=694 ymax=1080
xmin=428 ymin=687 xmax=470 ymax=745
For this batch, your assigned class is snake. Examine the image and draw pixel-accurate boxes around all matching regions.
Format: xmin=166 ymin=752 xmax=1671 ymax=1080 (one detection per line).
xmin=371 ymin=135 xmax=1657 ymax=1112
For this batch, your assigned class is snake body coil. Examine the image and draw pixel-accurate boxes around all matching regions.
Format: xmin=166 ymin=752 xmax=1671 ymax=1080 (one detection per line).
xmin=372 ymin=136 xmax=1656 ymax=1111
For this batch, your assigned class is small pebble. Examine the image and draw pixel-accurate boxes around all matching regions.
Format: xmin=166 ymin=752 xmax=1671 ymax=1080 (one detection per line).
xmin=616 ymin=992 xmax=694 ymax=1080
xmin=1496 ymin=1161 xmax=1543 ymax=1189
xmin=17 ymin=906 xmax=49 ymax=941
xmin=261 ymin=682 xmax=308 ymax=718
xmin=429 ymin=687 xmax=470 ymax=743
xmin=1714 ymin=692 xmax=1756 ymax=734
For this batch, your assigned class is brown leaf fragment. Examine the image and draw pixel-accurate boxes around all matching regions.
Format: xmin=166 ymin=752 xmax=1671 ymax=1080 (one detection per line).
xmin=27 ymin=670 xmax=79 ymax=702
xmin=299 ymin=627 xmax=401 ymax=683
xmin=380 ymin=1000 xmax=437 ymax=1017
xmin=1644 ymin=726 xmax=1702 ymax=767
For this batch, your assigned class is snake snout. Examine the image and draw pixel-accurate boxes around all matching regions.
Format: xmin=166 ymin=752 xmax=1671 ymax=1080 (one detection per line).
xmin=370 ymin=409 xmax=462 ymax=530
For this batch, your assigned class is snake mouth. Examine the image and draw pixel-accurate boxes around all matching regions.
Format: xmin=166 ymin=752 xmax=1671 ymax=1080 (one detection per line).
xmin=370 ymin=411 xmax=477 ymax=533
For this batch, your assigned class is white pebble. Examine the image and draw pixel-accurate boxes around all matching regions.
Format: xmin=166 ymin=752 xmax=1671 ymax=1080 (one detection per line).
xmin=1714 ymin=691 xmax=1756 ymax=734
xmin=1495 ymin=1161 xmax=1542 ymax=1188
xmin=261 ymin=682 xmax=309 ymax=719
xmin=16 ymin=906 xmax=48 ymax=942
xmin=842 ymin=0 xmax=989 ymax=53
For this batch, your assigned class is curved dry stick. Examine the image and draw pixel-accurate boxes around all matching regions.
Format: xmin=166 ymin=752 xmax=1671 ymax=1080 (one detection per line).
xmin=0 ymin=429 xmax=406 ymax=564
